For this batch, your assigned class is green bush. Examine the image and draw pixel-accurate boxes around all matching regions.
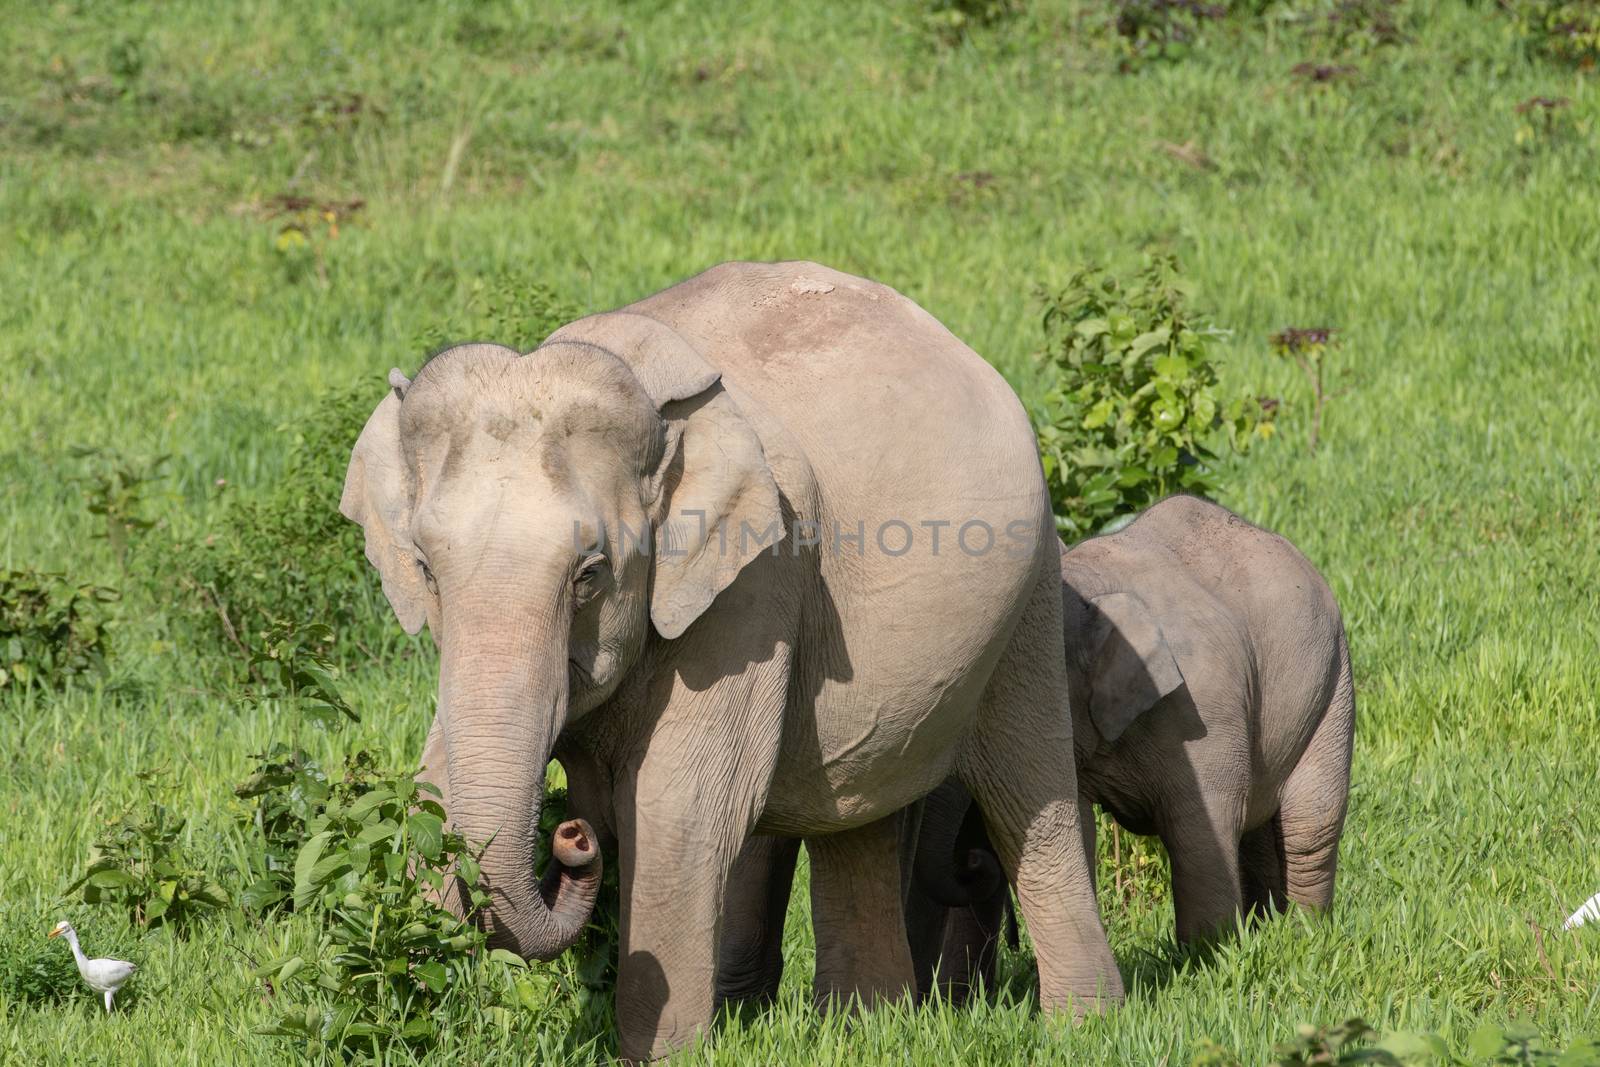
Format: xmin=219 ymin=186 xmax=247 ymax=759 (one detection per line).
xmin=233 ymin=744 xmax=334 ymax=915
xmin=1110 ymin=0 xmax=1229 ymax=67
xmin=0 ymin=569 xmax=117 ymax=689
xmin=254 ymin=761 xmax=499 ymax=1056
xmin=70 ymin=447 xmax=171 ymax=569
xmin=413 ymin=271 xmax=580 ymax=355
xmin=168 ymin=385 xmax=382 ymax=667
xmin=1192 ymin=1017 xmax=1600 ymax=1066
xmin=0 ymin=913 xmax=82 ymax=1006
xmin=920 ymin=0 xmax=1025 ymax=46
xmin=66 ymin=770 xmax=230 ymax=932
xmin=1508 ymin=0 xmax=1600 ymax=67
xmin=1032 ymin=255 xmax=1269 ymax=539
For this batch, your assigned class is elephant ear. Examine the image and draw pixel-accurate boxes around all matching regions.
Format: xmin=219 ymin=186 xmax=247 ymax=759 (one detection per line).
xmin=542 ymin=312 xmax=783 ymax=640
xmin=1086 ymin=592 xmax=1184 ymax=745
xmin=340 ymin=375 xmax=428 ymax=635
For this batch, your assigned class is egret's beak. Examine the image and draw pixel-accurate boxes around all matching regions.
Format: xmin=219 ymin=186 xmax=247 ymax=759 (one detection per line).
xmin=47 ymin=926 xmax=63 ymax=939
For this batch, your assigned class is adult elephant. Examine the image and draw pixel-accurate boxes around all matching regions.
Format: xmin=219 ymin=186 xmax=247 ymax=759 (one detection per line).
xmin=340 ymin=261 xmax=1121 ymax=1058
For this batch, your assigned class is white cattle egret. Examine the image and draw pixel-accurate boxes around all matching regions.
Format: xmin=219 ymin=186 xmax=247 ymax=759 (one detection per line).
xmin=47 ymin=921 xmax=137 ymax=1012
xmin=1568 ymin=892 xmax=1600 ymax=931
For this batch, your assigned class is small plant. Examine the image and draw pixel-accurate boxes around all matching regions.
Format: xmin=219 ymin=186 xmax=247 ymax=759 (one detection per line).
xmin=1269 ymin=326 xmax=1341 ymax=453
xmin=1306 ymin=0 xmax=1403 ymax=51
xmin=0 ymin=917 xmax=82 ymax=1005
xmin=66 ymin=770 xmax=230 ymax=932
xmin=1192 ymin=1018 xmax=1600 ymax=1066
xmin=1513 ymin=96 xmax=1585 ymax=150
xmin=921 ymin=0 xmax=1024 ymax=46
xmin=70 ymin=447 xmax=170 ymax=568
xmin=168 ymin=385 xmax=379 ymax=666
xmin=1508 ymin=0 xmax=1600 ymax=68
xmin=1033 ymin=255 xmax=1270 ymax=539
xmin=412 ymin=270 xmax=581 ymax=354
xmin=1111 ymin=0 xmax=1228 ymax=68
xmin=234 ymin=745 xmax=333 ymax=914
xmin=0 ymin=569 xmax=117 ymax=689
xmin=267 ymin=195 xmax=366 ymax=287
xmin=254 ymin=762 xmax=493 ymax=1056
xmin=245 ymin=620 xmax=359 ymax=727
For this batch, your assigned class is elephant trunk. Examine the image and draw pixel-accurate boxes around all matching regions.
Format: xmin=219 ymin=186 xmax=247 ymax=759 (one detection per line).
xmin=914 ymin=780 xmax=1005 ymax=908
xmin=438 ymin=608 xmax=600 ymax=961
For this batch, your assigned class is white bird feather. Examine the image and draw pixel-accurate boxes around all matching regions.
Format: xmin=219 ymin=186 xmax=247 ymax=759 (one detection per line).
xmin=48 ymin=920 xmax=137 ymax=1013
xmin=1567 ymin=892 xmax=1600 ymax=931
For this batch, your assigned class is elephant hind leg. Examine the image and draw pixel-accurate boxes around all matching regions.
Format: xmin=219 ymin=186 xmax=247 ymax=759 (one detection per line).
xmin=957 ymin=569 xmax=1123 ymax=1014
xmin=1276 ymin=647 xmax=1356 ymax=912
xmin=1238 ymin=813 xmax=1288 ymax=919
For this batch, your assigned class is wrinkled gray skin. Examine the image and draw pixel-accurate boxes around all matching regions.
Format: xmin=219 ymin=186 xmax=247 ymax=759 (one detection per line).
xmin=341 ymin=261 xmax=1120 ymax=1059
xmin=908 ymin=496 xmax=1355 ymax=999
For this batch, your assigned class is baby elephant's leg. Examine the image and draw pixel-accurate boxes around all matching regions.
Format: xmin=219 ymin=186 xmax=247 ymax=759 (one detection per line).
xmin=1162 ymin=798 xmax=1246 ymax=945
xmin=1277 ymin=665 xmax=1355 ymax=910
xmin=808 ymin=816 xmax=916 ymax=1010
xmin=716 ymin=835 xmax=802 ymax=1010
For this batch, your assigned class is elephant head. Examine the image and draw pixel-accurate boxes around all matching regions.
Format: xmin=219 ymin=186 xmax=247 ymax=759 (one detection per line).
xmin=340 ymin=315 xmax=783 ymax=959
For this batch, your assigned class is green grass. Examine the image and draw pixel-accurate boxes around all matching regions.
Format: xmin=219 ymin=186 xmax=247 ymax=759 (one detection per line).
xmin=2 ymin=0 xmax=1598 ymax=1062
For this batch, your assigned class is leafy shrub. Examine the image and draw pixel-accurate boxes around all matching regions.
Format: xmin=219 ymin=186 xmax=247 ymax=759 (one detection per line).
xmin=234 ymin=745 xmax=333 ymax=914
xmin=1508 ymin=0 xmax=1600 ymax=68
xmin=1301 ymin=0 xmax=1403 ymax=51
xmin=70 ymin=447 xmax=170 ymax=568
xmin=412 ymin=270 xmax=580 ymax=354
xmin=1111 ymin=0 xmax=1228 ymax=67
xmin=66 ymin=770 xmax=230 ymax=932
xmin=168 ymin=385 xmax=380 ymax=666
xmin=1032 ymin=255 xmax=1270 ymax=539
xmin=254 ymin=762 xmax=494 ymax=1055
xmin=244 ymin=620 xmax=360 ymax=727
xmin=920 ymin=0 xmax=1025 ymax=46
xmin=0 ymin=914 xmax=81 ymax=1005
xmin=1191 ymin=1017 xmax=1600 ymax=1066
xmin=0 ymin=569 xmax=117 ymax=689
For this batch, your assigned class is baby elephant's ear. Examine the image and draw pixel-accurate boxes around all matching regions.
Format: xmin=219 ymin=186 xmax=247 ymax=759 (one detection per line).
xmin=1086 ymin=592 xmax=1184 ymax=745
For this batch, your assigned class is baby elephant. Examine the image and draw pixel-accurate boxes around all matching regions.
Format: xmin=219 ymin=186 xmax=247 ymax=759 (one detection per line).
xmin=912 ymin=495 xmax=1355 ymax=996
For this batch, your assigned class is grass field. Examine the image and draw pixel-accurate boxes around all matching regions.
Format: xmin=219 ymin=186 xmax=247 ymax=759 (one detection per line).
xmin=2 ymin=0 xmax=1598 ymax=1063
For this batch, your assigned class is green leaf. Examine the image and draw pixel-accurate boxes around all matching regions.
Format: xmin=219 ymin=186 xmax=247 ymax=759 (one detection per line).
xmin=293 ymin=829 xmax=333 ymax=910
xmin=410 ymin=811 xmax=444 ymax=861
xmin=1134 ymin=329 xmax=1174 ymax=359
xmin=414 ymin=960 xmax=447 ymax=993
xmin=488 ymin=948 xmax=527 ymax=969
xmin=1466 ymin=1023 xmax=1507 ymax=1060
xmin=1081 ymin=397 xmax=1115 ymax=430
xmin=87 ymin=868 xmax=139 ymax=889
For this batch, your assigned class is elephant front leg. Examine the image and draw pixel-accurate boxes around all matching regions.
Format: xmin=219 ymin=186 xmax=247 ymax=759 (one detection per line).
xmin=613 ymin=754 xmax=766 ymax=1060
xmin=806 ymin=815 xmax=916 ymax=1010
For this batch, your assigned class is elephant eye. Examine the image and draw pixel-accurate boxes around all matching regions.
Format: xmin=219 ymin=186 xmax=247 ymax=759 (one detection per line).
xmin=418 ymin=560 xmax=438 ymax=596
xmin=574 ymin=556 xmax=609 ymax=606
